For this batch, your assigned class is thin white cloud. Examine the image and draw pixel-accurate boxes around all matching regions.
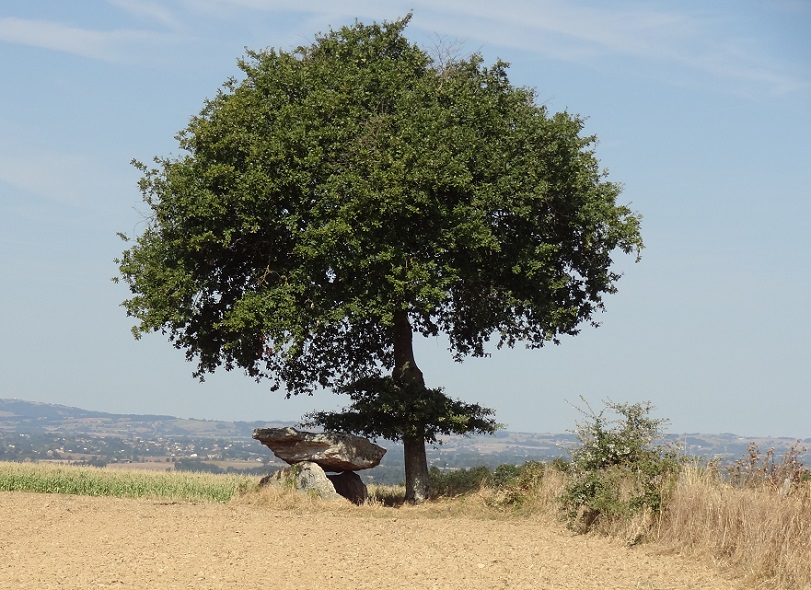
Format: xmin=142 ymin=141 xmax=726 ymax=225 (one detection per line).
xmin=188 ymin=0 xmax=808 ymax=97
xmin=0 ymin=143 xmax=126 ymax=213
xmin=0 ymin=17 xmax=170 ymax=62
xmin=3 ymin=2 xmax=801 ymax=94
xmin=106 ymin=0 xmax=180 ymax=28
xmin=410 ymin=1 xmax=807 ymax=96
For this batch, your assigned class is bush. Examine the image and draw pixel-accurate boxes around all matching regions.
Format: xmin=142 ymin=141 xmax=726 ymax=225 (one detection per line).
xmin=428 ymin=462 xmax=545 ymax=499
xmin=561 ymin=398 xmax=680 ymax=535
xmin=429 ymin=465 xmax=492 ymax=497
xmin=174 ymin=459 xmax=224 ymax=474
xmin=492 ymin=464 xmax=522 ymax=488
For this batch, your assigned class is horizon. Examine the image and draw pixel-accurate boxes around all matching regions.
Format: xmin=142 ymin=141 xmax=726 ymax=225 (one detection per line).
xmin=4 ymin=396 xmax=810 ymax=443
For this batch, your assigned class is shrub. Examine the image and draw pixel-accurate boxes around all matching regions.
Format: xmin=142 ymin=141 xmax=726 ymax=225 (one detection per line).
xmin=428 ymin=462 xmax=546 ymax=501
xmin=490 ymin=461 xmax=546 ymax=508
xmin=492 ymin=463 xmax=522 ymax=488
xmin=561 ymin=398 xmax=680 ymax=535
xmin=429 ymin=465 xmax=492 ymax=497
xmin=174 ymin=459 xmax=225 ymax=474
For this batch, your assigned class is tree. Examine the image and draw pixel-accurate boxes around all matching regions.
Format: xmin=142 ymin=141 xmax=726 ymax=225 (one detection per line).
xmin=116 ymin=15 xmax=643 ymax=503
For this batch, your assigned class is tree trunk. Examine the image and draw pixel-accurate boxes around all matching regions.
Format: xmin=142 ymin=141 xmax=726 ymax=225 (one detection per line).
xmin=403 ymin=434 xmax=430 ymax=503
xmin=392 ymin=309 xmax=430 ymax=503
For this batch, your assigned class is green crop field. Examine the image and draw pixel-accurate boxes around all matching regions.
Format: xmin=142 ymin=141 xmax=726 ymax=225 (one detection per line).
xmin=0 ymin=461 xmax=255 ymax=503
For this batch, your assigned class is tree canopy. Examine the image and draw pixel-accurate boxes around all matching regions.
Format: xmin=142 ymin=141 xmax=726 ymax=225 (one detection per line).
xmin=117 ymin=15 xmax=643 ymax=502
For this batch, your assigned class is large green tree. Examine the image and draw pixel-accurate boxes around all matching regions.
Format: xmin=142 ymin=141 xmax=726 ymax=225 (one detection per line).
xmin=117 ymin=15 xmax=643 ymax=502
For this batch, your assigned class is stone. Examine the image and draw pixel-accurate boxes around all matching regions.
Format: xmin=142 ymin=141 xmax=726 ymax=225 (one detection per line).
xmin=252 ymin=427 xmax=386 ymax=471
xmin=327 ymin=471 xmax=368 ymax=505
xmin=260 ymin=462 xmax=344 ymax=502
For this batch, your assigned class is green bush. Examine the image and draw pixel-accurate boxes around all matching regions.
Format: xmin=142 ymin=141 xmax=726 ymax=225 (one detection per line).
xmin=429 ymin=461 xmax=547 ymax=502
xmin=491 ymin=461 xmax=548 ymax=508
xmin=561 ymin=398 xmax=680 ymax=533
xmin=548 ymin=457 xmax=571 ymax=474
xmin=174 ymin=459 xmax=225 ymax=474
xmin=429 ymin=465 xmax=492 ymax=497
xmin=492 ymin=464 xmax=522 ymax=488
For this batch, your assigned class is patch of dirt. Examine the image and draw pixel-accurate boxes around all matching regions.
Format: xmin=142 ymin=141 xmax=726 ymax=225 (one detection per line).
xmin=0 ymin=491 xmax=739 ymax=589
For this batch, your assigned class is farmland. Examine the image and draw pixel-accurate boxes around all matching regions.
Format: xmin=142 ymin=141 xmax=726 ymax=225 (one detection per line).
xmin=1 ymin=487 xmax=742 ymax=590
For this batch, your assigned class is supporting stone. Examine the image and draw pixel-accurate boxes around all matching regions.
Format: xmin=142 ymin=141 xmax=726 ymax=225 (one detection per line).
xmin=260 ymin=462 xmax=343 ymax=502
xmin=327 ymin=471 xmax=368 ymax=505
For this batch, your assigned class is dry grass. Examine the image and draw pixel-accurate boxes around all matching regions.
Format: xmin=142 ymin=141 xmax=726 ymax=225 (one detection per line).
xmin=232 ymin=482 xmax=363 ymax=513
xmin=232 ymin=466 xmax=570 ymax=523
xmin=654 ymin=464 xmax=811 ymax=589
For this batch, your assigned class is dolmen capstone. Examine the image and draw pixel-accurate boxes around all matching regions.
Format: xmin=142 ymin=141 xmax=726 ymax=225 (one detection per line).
xmin=252 ymin=427 xmax=385 ymax=504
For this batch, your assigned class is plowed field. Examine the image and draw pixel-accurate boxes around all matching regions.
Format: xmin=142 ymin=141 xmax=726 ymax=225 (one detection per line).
xmin=0 ymin=491 xmax=739 ymax=589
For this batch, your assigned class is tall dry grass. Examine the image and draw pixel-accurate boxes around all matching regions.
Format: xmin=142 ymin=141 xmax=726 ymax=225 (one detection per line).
xmin=409 ymin=464 xmax=568 ymax=521
xmin=233 ymin=463 xmax=570 ymax=523
xmin=655 ymin=463 xmax=811 ymax=589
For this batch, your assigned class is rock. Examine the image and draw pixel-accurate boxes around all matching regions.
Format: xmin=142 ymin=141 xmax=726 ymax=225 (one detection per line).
xmin=252 ymin=427 xmax=386 ymax=471
xmin=260 ymin=462 xmax=344 ymax=502
xmin=327 ymin=471 xmax=368 ymax=505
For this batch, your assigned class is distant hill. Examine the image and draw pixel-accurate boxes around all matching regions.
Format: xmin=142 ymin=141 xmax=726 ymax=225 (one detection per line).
xmin=0 ymin=398 xmax=174 ymax=422
xmin=0 ymin=398 xmax=293 ymax=439
xmin=1 ymin=398 xmax=809 ymax=465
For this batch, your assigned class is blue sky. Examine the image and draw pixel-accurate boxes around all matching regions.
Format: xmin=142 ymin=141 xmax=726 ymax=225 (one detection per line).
xmin=1 ymin=1 xmax=809 ymax=437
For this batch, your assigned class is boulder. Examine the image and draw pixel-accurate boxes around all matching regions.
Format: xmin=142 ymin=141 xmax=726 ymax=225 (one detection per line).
xmin=252 ymin=427 xmax=386 ymax=471
xmin=260 ymin=462 xmax=344 ymax=502
xmin=327 ymin=471 xmax=368 ymax=505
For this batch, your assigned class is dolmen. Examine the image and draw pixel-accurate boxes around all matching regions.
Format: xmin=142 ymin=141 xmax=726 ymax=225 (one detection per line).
xmin=252 ymin=427 xmax=386 ymax=505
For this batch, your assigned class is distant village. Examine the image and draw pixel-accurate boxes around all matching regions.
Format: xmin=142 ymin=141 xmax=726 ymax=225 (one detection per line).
xmin=0 ymin=428 xmax=577 ymax=484
xmin=1 ymin=399 xmax=808 ymax=485
xmin=0 ymin=431 xmax=274 ymax=472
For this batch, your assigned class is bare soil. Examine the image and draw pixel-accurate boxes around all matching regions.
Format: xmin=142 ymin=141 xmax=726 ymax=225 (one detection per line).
xmin=0 ymin=491 xmax=740 ymax=589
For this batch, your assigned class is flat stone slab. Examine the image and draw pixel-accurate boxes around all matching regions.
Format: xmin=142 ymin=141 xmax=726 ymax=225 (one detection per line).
xmin=252 ymin=427 xmax=386 ymax=471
